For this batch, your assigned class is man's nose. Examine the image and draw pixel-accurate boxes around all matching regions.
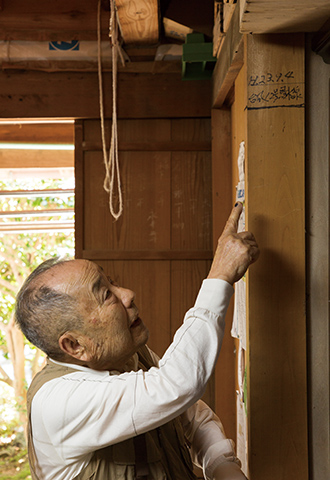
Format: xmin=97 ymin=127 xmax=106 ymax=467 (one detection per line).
xmin=118 ymin=287 xmax=136 ymax=308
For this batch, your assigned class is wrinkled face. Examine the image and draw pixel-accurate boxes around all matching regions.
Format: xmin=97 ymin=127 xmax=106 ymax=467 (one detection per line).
xmin=45 ymin=259 xmax=149 ymax=371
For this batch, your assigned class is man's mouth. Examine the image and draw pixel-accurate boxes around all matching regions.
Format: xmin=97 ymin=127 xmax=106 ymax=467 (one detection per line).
xmin=130 ymin=317 xmax=142 ymax=328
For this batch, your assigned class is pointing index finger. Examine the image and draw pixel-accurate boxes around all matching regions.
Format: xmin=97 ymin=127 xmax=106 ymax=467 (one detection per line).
xmin=223 ymin=202 xmax=243 ymax=234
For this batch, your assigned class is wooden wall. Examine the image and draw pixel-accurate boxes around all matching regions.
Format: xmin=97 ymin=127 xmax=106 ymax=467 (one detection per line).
xmin=0 ymin=63 xmax=238 ymax=457
xmin=75 ymin=117 xmax=215 ymax=407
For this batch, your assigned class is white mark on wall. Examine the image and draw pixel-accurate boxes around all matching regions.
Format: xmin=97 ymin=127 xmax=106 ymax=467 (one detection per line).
xmin=173 ymin=222 xmax=185 ymax=230
xmin=173 ymin=189 xmax=183 ymax=199
xmin=189 ymin=198 xmax=197 ymax=215
xmin=175 ymin=202 xmax=183 ymax=220
xmin=147 ymin=210 xmax=157 ymax=243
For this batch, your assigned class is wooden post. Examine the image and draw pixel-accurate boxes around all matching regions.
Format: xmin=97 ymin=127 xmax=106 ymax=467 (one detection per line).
xmin=245 ymin=34 xmax=308 ymax=479
xmin=212 ymin=108 xmax=236 ymax=442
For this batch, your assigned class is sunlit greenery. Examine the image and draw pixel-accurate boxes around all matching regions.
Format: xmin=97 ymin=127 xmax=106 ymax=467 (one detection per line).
xmin=0 ymin=175 xmax=75 ymax=478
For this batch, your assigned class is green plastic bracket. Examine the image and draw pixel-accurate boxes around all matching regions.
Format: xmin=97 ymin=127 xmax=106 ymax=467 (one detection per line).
xmin=182 ymin=33 xmax=216 ymax=80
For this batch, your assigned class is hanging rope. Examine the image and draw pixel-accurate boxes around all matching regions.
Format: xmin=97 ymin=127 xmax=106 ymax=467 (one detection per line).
xmin=97 ymin=0 xmax=124 ymax=220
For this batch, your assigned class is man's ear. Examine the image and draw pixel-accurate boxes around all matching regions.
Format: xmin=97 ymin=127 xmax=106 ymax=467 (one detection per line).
xmin=58 ymin=331 xmax=92 ymax=362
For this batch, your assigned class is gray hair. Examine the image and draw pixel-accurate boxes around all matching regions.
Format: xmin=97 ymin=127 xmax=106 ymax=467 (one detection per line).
xmin=15 ymin=257 xmax=84 ymax=360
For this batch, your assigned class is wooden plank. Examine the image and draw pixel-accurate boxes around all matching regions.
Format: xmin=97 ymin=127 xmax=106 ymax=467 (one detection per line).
xmin=116 ymin=0 xmax=159 ymax=45
xmin=1 ymin=60 xmax=182 ymax=75
xmin=82 ymin=118 xmax=212 ymax=150
xmin=170 ymin=120 xmax=212 ymax=252
xmin=0 ymin=122 xmax=74 ymax=144
xmin=84 ymin=118 xmax=172 ymax=144
xmin=164 ymin=0 xmax=214 ymax=38
xmin=170 ymin=118 xmax=212 ymax=143
xmin=81 ymin=141 xmax=212 ymax=152
xmin=0 ymin=70 xmax=212 ymax=119
xmin=240 ymin=0 xmax=330 ymax=34
xmin=170 ymin=259 xmax=213 ymax=405
xmin=0 ymin=208 xmax=74 ymax=218
xmin=0 ymin=222 xmax=74 ymax=233
xmin=98 ymin=260 xmax=171 ymax=357
xmin=0 ymin=0 xmax=110 ymax=41
xmin=82 ymin=250 xmax=213 ymax=260
xmin=74 ymin=120 xmax=84 ymax=259
xmin=0 ymin=149 xmax=73 ymax=168
xmin=211 ymin=108 xmax=236 ymax=442
xmin=212 ymin=3 xmax=243 ymax=108
xmin=245 ymin=33 xmax=308 ymax=479
xmin=230 ymin=64 xmax=247 ymax=467
xmin=83 ymin=150 xmax=172 ymax=251
xmin=171 ymin=152 xmax=212 ymax=251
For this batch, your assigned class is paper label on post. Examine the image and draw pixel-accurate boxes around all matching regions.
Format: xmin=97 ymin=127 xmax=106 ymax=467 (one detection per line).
xmin=231 ymin=142 xmax=247 ymax=350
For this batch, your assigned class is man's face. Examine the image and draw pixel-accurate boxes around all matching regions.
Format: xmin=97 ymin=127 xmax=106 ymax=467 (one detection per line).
xmin=45 ymin=259 xmax=149 ymax=371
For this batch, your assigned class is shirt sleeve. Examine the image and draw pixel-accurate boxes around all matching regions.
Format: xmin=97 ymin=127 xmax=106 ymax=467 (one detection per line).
xmin=182 ymin=400 xmax=242 ymax=480
xmin=32 ymin=279 xmax=234 ymax=463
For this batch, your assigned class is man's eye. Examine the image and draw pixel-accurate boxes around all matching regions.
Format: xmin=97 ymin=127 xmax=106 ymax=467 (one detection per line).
xmin=104 ymin=289 xmax=111 ymax=301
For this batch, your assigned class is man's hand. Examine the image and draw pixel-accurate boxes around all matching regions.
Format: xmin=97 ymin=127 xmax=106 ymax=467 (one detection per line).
xmin=207 ymin=203 xmax=259 ymax=285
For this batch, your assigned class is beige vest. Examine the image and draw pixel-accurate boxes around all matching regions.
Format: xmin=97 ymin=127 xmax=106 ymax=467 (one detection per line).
xmin=27 ymin=346 xmax=198 ymax=480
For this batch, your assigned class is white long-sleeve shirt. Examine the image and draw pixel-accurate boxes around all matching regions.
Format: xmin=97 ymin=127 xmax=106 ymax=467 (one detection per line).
xmin=31 ymin=279 xmax=238 ymax=480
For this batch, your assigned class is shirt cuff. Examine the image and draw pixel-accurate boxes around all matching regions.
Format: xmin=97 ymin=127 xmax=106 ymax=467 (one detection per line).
xmin=194 ymin=279 xmax=234 ymax=314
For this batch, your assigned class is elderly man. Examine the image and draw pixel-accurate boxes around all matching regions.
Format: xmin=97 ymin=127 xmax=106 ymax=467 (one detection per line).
xmin=15 ymin=203 xmax=259 ymax=480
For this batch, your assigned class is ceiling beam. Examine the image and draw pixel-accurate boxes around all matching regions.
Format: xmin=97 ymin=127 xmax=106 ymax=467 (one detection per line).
xmin=0 ymin=0 xmax=159 ymax=45
xmin=212 ymin=3 xmax=243 ymax=108
xmin=0 ymin=0 xmax=110 ymax=41
xmin=116 ymin=0 xmax=159 ymax=45
xmin=240 ymin=0 xmax=330 ymax=33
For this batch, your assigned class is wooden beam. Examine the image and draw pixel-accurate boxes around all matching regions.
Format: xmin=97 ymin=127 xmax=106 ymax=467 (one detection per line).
xmin=0 ymin=60 xmax=182 ymax=74
xmin=0 ymin=70 xmax=212 ymax=119
xmin=240 ymin=0 xmax=330 ymax=34
xmin=0 ymin=208 xmax=74 ymax=218
xmin=212 ymin=4 xmax=243 ymax=107
xmin=82 ymin=250 xmax=213 ymax=261
xmin=0 ymin=0 xmax=110 ymax=41
xmin=74 ymin=120 xmax=84 ymax=259
xmin=0 ymin=189 xmax=74 ymax=197
xmin=116 ymin=0 xmax=159 ymax=45
xmin=0 ymin=222 xmax=74 ymax=233
xmin=0 ymin=123 xmax=74 ymax=144
xmin=81 ymin=140 xmax=211 ymax=152
xmin=0 ymin=149 xmax=74 ymax=168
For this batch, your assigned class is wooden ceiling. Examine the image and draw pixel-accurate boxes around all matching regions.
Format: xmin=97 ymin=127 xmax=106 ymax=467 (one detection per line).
xmin=0 ymin=0 xmax=328 ymax=48
xmin=0 ymin=0 xmax=328 ymax=78
xmin=0 ymin=0 xmax=214 ymax=44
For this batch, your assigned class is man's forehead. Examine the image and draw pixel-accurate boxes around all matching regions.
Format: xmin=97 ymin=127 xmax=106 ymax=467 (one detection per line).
xmin=42 ymin=259 xmax=97 ymax=291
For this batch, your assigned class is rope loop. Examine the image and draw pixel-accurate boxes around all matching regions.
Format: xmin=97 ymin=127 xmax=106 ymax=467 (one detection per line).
xmin=97 ymin=0 xmax=123 ymax=221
